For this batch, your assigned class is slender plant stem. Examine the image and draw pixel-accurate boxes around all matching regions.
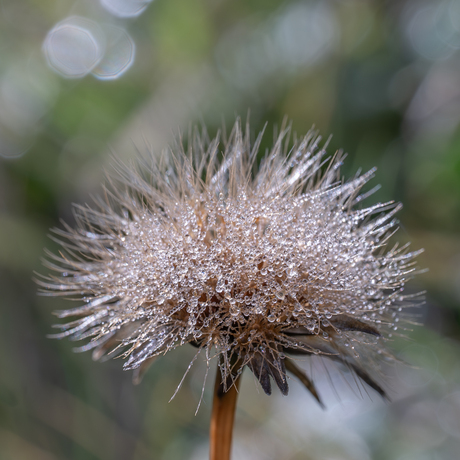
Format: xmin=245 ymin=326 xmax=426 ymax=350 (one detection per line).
xmin=209 ymin=363 xmax=242 ymax=460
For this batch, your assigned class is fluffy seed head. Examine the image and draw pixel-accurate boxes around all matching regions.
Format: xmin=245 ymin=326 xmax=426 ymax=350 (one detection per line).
xmin=39 ymin=120 xmax=423 ymax=402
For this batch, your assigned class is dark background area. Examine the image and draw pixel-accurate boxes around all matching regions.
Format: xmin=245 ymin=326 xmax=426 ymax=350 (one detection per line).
xmin=1 ymin=0 xmax=460 ymax=459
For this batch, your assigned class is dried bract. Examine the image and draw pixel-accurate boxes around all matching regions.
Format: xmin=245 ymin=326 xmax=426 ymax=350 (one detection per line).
xmin=38 ymin=121 xmax=423 ymax=403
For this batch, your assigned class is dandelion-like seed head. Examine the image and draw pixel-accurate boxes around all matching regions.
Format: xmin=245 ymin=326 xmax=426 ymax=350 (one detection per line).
xmin=39 ymin=120 xmax=423 ymax=403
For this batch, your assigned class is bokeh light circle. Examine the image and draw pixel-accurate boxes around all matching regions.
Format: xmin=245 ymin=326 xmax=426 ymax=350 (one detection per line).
xmin=100 ymin=0 xmax=153 ymax=18
xmin=92 ymin=26 xmax=135 ymax=80
xmin=43 ymin=16 xmax=106 ymax=78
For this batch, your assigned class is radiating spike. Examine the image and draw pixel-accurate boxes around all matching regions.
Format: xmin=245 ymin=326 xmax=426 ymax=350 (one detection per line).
xmin=350 ymin=363 xmax=388 ymax=399
xmin=132 ymin=356 xmax=157 ymax=385
xmin=291 ymin=335 xmax=387 ymax=400
xmin=285 ymin=358 xmax=324 ymax=408
xmin=329 ymin=315 xmax=381 ymax=337
xmin=92 ymin=333 xmax=119 ymax=361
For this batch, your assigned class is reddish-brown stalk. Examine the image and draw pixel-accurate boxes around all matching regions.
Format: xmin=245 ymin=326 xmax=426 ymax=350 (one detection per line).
xmin=210 ymin=365 xmax=242 ymax=460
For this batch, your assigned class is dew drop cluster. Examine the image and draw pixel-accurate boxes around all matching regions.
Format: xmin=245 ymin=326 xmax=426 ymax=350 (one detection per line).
xmin=39 ymin=122 xmax=423 ymax=392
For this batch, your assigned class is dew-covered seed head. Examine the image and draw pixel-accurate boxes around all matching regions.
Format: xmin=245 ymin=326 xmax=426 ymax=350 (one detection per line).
xmin=38 ymin=120 xmax=423 ymax=403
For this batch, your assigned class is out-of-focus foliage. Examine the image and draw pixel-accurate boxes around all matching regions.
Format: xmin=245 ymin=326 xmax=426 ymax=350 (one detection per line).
xmin=0 ymin=0 xmax=459 ymax=459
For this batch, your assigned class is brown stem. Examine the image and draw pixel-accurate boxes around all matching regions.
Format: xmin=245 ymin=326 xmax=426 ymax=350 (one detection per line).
xmin=209 ymin=363 xmax=242 ymax=460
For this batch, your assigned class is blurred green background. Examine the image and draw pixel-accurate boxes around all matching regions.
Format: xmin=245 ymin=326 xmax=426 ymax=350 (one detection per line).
xmin=1 ymin=0 xmax=460 ymax=459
